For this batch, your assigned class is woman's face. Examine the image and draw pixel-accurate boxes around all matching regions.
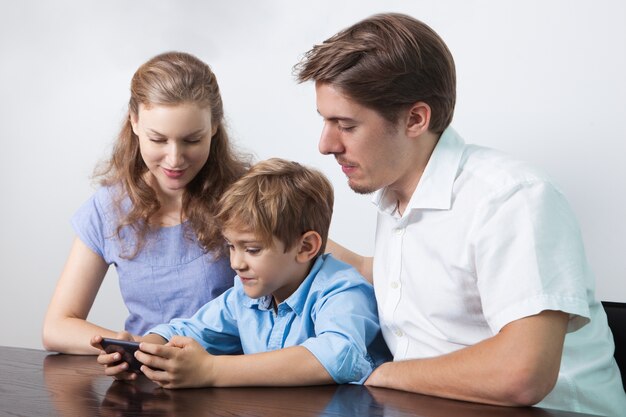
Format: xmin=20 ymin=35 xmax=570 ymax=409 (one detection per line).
xmin=130 ymin=103 xmax=215 ymax=198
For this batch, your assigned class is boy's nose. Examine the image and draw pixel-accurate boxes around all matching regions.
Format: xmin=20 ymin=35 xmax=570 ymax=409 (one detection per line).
xmin=230 ymin=252 xmax=247 ymax=271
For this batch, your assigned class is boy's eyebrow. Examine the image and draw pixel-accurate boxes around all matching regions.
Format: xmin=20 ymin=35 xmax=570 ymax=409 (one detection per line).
xmin=224 ymin=237 xmax=263 ymax=245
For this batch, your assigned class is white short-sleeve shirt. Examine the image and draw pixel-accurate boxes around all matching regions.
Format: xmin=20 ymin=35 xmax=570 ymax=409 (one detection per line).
xmin=372 ymin=127 xmax=625 ymax=416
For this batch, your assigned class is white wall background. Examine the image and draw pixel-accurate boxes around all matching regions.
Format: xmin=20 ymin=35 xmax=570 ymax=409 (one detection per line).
xmin=1 ymin=0 xmax=624 ymax=349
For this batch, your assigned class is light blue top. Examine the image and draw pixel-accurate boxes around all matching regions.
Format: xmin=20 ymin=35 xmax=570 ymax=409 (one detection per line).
xmin=148 ymin=254 xmax=391 ymax=384
xmin=71 ymin=186 xmax=235 ymax=335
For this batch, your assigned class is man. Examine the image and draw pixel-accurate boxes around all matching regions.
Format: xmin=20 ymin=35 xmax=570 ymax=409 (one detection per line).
xmin=295 ymin=12 xmax=625 ymax=416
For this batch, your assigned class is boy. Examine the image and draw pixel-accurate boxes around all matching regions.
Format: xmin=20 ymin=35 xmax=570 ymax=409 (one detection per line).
xmin=93 ymin=158 xmax=390 ymax=388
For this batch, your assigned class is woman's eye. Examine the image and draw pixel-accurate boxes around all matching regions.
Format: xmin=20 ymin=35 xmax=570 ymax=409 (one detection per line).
xmin=149 ymin=138 xmax=166 ymax=143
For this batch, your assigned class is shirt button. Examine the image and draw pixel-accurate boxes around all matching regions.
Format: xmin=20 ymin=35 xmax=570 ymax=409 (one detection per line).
xmin=390 ymin=281 xmax=399 ymax=289
xmin=394 ymin=228 xmax=404 ymax=236
xmin=395 ymin=329 xmax=404 ymax=337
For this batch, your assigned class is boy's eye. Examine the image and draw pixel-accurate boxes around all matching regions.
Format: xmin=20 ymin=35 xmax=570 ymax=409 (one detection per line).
xmin=246 ymin=248 xmax=261 ymax=254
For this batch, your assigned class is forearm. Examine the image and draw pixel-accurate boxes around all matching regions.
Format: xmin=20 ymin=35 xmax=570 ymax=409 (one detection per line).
xmin=42 ymin=316 xmax=125 ymax=354
xmin=368 ymin=311 xmax=568 ymax=406
xmin=370 ymin=343 xmax=528 ymax=406
xmin=211 ymin=346 xmax=334 ymax=387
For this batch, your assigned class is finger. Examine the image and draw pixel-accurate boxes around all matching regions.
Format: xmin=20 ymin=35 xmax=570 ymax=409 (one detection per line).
xmin=139 ymin=342 xmax=175 ymax=359
xmin=141 ymin=365 xmax=172 ymax=385
xmin=168 ymin=335 xmax=193 ymax=348
xmin=113 ymin=371 xmax=138 ymax=382
xmin=90 ymin=335 xmax=104 ymax=350
xmin=97 ymin=351 xmax=122 ymax=366
xmin=135 ymin=350 xmax=169 ymax=372
xmin=104 ymin=360 xmax=130 ymax=376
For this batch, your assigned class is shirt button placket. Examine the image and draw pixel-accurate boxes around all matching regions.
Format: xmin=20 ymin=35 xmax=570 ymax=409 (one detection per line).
xmin=386 ymin=225 xmax=405 ymax=349
xmin=268 ymin=306 xmax=289 ymax=350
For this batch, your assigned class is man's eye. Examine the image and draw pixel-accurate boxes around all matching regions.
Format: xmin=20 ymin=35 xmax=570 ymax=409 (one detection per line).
xmin=338 ymin=125 xmax=355 ymax=132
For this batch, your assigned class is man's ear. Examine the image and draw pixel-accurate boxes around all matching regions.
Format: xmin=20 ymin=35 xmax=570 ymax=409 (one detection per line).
xmin=295 ymin=231 xmax=322 ymax=263
xmin=405 ymin=101 xmax=431 ymax=138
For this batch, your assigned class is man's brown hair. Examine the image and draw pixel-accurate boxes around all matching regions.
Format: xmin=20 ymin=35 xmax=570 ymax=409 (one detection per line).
xmin=295 ymin=13 xmax=456 ymax=133
xmin=215 ymin=158 xmax=333 ymax=257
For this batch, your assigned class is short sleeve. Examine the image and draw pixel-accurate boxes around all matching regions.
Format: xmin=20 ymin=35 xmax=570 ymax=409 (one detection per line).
xmin=471 ymin=180 xmax=591 ymax=333
xmin=147 ymin=286 xmax=243 ymax=355
xmin=70 ymin=191 xmax=108 ymax=260
xmin=300 ymin=274 xmax=387 ymax=384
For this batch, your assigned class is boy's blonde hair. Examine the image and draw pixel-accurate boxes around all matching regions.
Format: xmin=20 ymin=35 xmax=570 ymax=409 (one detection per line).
xmin=216 ymin=158 xmax=334 ymax=257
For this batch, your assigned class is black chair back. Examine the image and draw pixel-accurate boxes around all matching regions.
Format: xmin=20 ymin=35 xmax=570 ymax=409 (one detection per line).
xmin=601 ymin=301 xmax=626 ymax=389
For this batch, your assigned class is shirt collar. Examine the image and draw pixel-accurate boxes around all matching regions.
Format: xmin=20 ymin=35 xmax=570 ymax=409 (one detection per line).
xmin=372 ymin=126 xmax=466 ymax=213
xmin=241 ymin=254 xmax=326 ymax=315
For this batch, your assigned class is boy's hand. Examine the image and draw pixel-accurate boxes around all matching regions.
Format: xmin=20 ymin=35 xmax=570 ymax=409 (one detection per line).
xmin=90 ymin=332 xmax=140 ymax=381
xmin=136 ymin=336 xmax=215 ymax=389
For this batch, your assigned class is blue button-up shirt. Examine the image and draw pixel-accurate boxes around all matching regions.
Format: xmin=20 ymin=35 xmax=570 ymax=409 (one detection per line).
xmin=148 ymin=254 xmax=390 ymax=384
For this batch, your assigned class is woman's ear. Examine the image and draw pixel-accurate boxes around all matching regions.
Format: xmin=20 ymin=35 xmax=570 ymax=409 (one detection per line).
xmin=129 ymin=112 xmax=139 ymax=136
xmin=405 ymin=101 xmax=431 ymax=138
xmin=296 ymin=231 xmax=322 ymax=263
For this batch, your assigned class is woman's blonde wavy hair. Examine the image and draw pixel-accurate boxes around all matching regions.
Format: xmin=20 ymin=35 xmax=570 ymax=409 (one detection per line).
xmin=96 ymin=51 xmax=249 ymax=258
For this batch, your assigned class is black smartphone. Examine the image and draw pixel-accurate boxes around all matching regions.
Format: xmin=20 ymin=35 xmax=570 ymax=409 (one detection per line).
xmin=100 ymin=338 xmax=143 ymax=373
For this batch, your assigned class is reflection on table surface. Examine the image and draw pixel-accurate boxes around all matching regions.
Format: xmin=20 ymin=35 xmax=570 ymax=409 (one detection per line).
xmin=0 ymin=346 xmax=598 ymax=417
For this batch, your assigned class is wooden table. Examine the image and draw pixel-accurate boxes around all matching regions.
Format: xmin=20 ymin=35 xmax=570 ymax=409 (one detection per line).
xmin=0 ymin=346 xmax=599 ymax=416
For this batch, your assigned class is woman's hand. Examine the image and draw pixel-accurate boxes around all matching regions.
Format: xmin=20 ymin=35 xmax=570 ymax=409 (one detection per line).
xmin=91 ymin=331 xmax=140 ymax=381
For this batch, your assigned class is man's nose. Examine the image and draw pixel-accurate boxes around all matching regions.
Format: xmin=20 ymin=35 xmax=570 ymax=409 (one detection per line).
xmin=318 ymin=122 xmax=343 ymax=155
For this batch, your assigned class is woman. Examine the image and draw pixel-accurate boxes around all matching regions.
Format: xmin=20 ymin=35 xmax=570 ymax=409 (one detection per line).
xmin=43 ymin=51 xmax=249 ymax=354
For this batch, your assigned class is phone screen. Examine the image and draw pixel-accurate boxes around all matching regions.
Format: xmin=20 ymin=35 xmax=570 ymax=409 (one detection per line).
xmin=100 ymin=338 xmax=143 ymax=373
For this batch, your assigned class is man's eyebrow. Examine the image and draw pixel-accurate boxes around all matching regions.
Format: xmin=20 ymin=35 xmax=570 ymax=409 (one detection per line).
xmin=315 ymin=110 xmax=357 ymax=123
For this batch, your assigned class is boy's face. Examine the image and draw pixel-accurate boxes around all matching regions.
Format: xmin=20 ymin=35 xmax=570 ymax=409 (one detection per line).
xmin=223 ymin=228 xmax=305 ymax=305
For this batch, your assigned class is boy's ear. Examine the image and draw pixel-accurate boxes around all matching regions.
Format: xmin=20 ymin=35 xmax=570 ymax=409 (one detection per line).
xmin=295 ymin=231 xmax=322 ymax=263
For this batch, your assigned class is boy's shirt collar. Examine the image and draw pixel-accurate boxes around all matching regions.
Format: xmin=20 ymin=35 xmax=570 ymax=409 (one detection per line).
xmin=241 ymin=255 xmax=326 ymax=315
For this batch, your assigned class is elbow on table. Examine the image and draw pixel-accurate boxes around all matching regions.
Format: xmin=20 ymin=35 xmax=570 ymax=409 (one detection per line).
xmin=500 ymin=366 xmax=558 ymax=407
xmin=41 ymin=329 xmax=57 ymax=352
xmin=41 ymin=320 xmax=70 ymax=353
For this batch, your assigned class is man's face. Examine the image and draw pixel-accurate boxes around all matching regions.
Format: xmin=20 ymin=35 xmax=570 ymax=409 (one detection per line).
xmin=315 ymin=82 xmax=411 ymax=195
